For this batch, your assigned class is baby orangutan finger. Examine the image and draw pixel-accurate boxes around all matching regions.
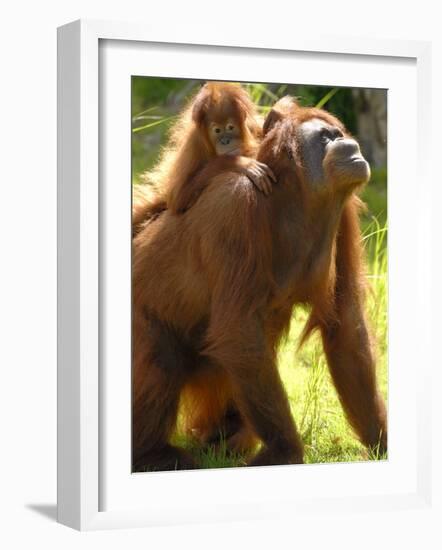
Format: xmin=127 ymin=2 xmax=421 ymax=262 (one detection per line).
xmin=245 ymin=172 xmax=260 ymax=192
xmin=245 ymin=165 xmax=272 ymax=196
xmin=257 ymin=162 xmax=277 ymax=183
xmin=255 ymin=167 xmax=273 ymax=195
xmin=258 ymin=176 xmax=272 ymax=195
xmin=260 ymin=176 xmax=272 ymax=196
xmin=245 ymin=171 xmax=266 ymax=195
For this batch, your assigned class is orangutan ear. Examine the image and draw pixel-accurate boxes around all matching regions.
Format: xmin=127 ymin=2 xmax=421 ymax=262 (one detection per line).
xmin=191 ymin=84 xmax=211 ymax=125
xmin=263 ymin=96 xmax=298 ymax=135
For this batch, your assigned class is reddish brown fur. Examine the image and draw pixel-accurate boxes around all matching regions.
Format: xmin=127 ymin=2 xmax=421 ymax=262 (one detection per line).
xmin=132 ymin=97 xmax=387 ymax=471
xmin=133 ymin=82 xmax=262 ymax=235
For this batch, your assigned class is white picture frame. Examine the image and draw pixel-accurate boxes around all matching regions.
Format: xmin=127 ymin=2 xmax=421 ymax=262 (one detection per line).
xmin=57 ymin=19 xmax=432 ymax=531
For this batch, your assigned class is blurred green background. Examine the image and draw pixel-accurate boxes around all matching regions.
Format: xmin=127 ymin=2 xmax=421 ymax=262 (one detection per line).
xmin=132 ymin=78 xmax=388 ymax=466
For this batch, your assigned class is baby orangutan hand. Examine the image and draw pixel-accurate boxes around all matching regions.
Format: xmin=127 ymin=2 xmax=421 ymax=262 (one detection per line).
xmin=241 ymin=158 xmax=276 ymax=196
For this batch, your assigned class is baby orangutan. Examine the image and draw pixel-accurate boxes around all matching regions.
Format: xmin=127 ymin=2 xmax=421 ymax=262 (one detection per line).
xmin=133 ymin=82 xmax=275 ymax=234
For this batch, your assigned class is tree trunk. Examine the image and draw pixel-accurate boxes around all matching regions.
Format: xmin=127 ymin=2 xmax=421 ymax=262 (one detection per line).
xmin=352 ymin=89 xmax=387 ymax=169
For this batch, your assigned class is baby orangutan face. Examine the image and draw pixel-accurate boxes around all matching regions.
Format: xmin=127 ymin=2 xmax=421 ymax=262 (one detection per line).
xmin=209 ymin=119 xmax=242 ymax=155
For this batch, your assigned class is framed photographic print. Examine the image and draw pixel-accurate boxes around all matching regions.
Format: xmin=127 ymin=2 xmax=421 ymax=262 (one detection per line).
xmin=57 ymin=19 xmax=432 ymax=530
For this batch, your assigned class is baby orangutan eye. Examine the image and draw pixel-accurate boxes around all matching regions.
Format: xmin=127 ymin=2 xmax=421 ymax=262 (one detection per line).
xmin=227 ymin=124 xmax=235 ymax=131
xmin=213 ymin=127 xmax=221 ymax=134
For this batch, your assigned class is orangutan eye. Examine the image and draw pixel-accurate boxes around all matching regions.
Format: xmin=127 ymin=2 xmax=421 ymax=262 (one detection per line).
xmin=320 ymin=128 xmax=332 ymax=143
xmin=214 ymin=127 xmax=221 ymax=134
xmin=227 ymin=124 xmax=235 ymax=131
xmin=320 ymin=127 xmax=343 ymax=143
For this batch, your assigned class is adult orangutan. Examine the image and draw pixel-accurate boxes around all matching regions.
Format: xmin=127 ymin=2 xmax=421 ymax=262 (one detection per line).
xmin=132 ymin=96 xmax=387 ymax=471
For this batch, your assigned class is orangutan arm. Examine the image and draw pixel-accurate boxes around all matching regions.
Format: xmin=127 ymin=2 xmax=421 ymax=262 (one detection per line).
xmin=170 ymin=155 xmax=276 ymax=214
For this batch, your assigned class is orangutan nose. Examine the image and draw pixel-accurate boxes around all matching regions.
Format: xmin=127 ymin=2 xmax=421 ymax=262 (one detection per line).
xmin=334 ymin=138 xmax=361 ymax=159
